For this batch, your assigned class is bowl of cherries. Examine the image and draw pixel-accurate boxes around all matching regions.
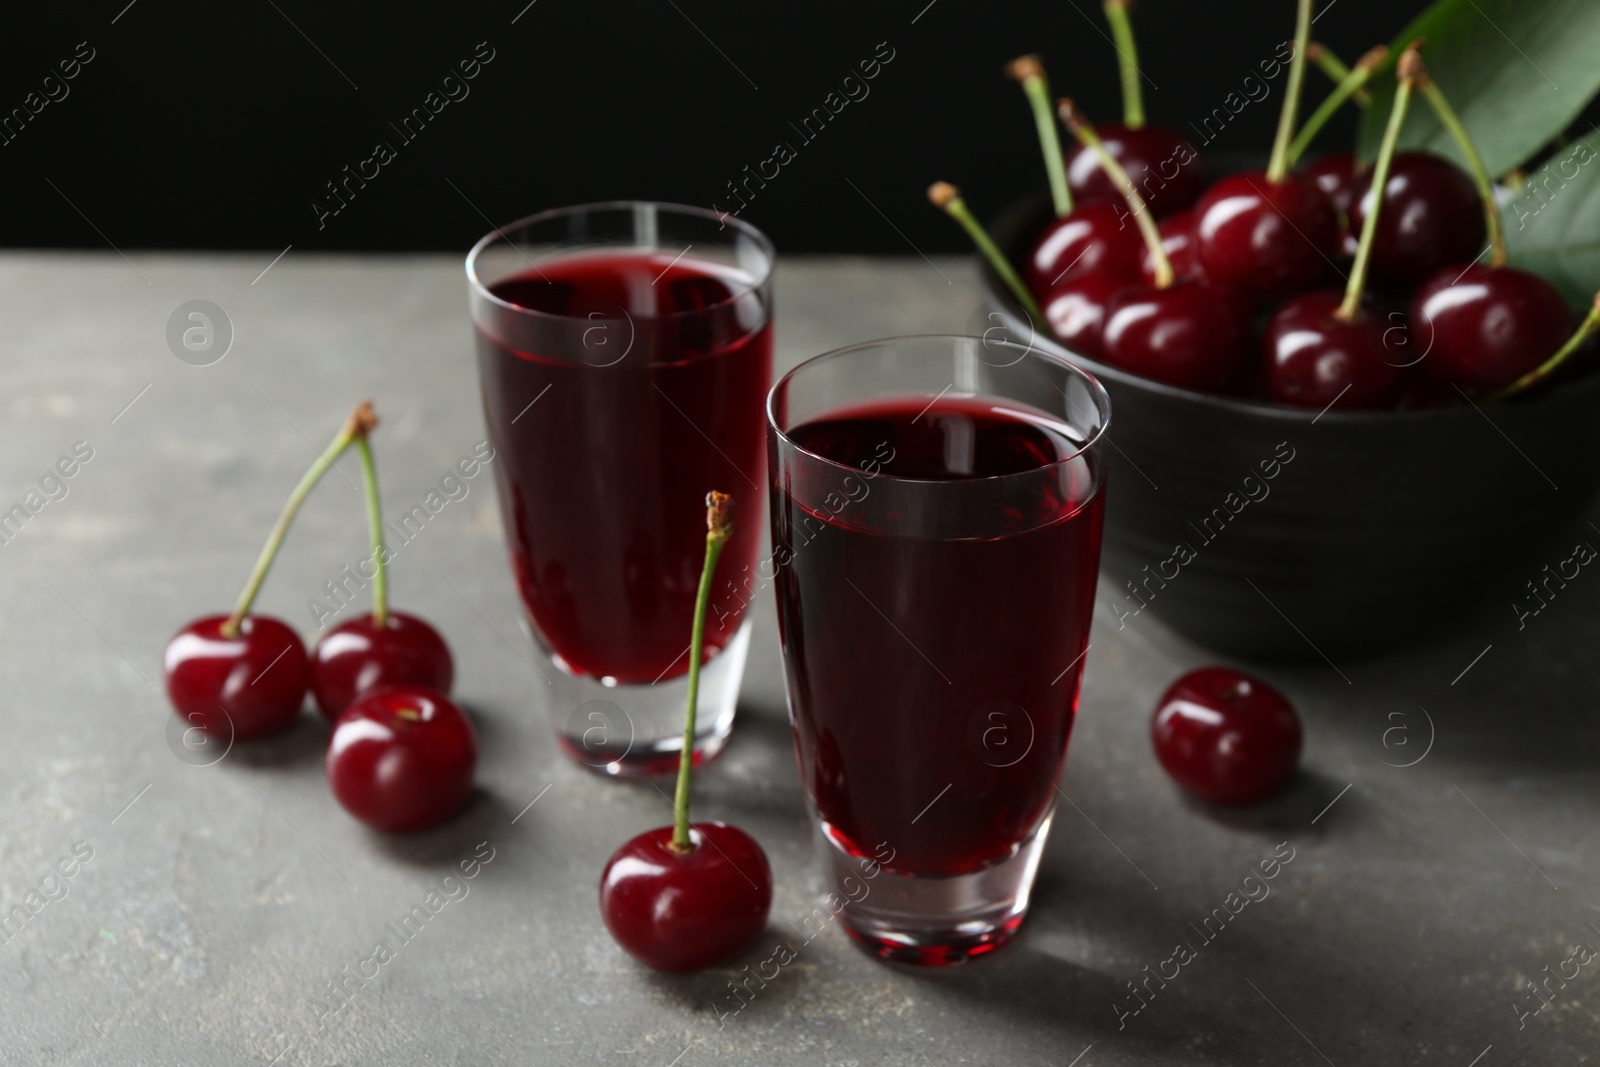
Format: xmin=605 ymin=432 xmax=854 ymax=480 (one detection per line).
xmin=938 ymin=0 xmax=1600 ymax=660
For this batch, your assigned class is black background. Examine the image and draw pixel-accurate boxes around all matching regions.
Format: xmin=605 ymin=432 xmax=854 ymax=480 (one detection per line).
xmin=1 ymin=0 xmax=1440 ymax=255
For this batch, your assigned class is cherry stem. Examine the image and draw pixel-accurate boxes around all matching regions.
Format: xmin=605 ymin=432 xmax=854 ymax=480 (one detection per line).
xmin=1058 ymin=99 xmax=1172 ymax=288
xmin=927 ymin=182 xmax=1045 ymax=322
xmin=224 ymin=400 xmax=377 ymax=638
xmin=1102 ymin=0 xmax=1146 ymax=129
xmin=1417 ymin=76 xmax=1507 ymax=268
xmin=1490 ymin=292 xmax=1600 ymax=400
xmin=670 ymin=491 xmax=733 ymax=855
xmin=1008 ymin=56 xmax=1074 ymax=217
xmin=355 ymin=434 xmax=389 ymax=628
xmin=1266 ymin=0 xmax=1314 ymax=183
xmin=1339 ymin=46 xmax=1419 ymax=321
xmin=1288 ymin=45 xmax=1387 ymax=166
xmin=1308 ymin=42 xmax=1370 ymax=106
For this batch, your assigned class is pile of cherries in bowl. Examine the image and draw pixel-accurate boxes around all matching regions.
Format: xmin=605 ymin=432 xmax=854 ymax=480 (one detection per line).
xmin=953 ymin=0 xmax=1595 ymax=412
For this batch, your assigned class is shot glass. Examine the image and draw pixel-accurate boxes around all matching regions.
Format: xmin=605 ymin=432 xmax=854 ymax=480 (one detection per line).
xmin=767 ymin=335 xmax=1110 ymax=963
xmin=468 ymin=202 xmax=774 ymax=776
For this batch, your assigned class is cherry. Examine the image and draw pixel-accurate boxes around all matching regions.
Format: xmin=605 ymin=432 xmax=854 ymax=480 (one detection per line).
xmin=1348 ymin=151 xmax=1484 ymax=288
xmin=326 ymin=685 xmax=477 ymax=832
xmin=165 ymin=614 xmax=308 ymax=740
xmin=1101 ymin=282 xmax=1250 ymax=390
xmin=1024 ymin=201 xmax=1142 ymax=296
xmin=1410 ymin=265 xmax=1572 ymax=393
xmin=311 ymin=610 xmax=454 ymax=720
xmin=1262 ymin=289 xmax=1405 ymax=409
xmin=1066 ymin=124 xmax=1207 ymax=217
xmin=1152 ymin=667 xmax=1302 ymax=806
xmin=1301 ymin=153 xmax=1360 ymax=217
xmin=1137 ymin=209 xmax=1205 ymax=287
xmin=599 ymin=822 xmax=773 ymax=972
xmin=599 ymin=491 xmax=772 ymax=971
xmin=163 ymin=401 xmax=377 ymax=741
xmin=1043 ymin=270 xmax=1133 ymax=359
xmin=1193 ymin=173 xmax=1339 ymax=302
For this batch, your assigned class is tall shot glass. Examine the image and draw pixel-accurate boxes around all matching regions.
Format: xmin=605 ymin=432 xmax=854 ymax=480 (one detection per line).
xmin=468 ymin=202 xmax=774 ymax=777
xmin=767 ymin=335 xmax=1110 ymax=963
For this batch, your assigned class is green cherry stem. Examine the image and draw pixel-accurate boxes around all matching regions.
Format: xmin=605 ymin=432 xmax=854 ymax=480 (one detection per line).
xmin=224 ymin=399 xmax=377 ymax=638
xmin=355 ymin=432 xmax=389 ymax=628
xmin=1415 ymin=66 xmax=1507 ymax=267
xmin=1288 ymin=44 xmax=1387 ymax=166
xmin=1490 ymin=292 xmax=1600 ymax=400
xmin=1007 ymin=55 xmax=1074 ymax=217
xmin=1307 ymin=42 xmax=1370 ymax=106
xmin=1102 ymin=0 xmax=1146 ymax=129
xmin=1266 ymin=0 xmax=1314 ymax=183
xmin=1058 ymin=99 xmax=1172 ymax=288
xmin=670 ymin=491 xmax=733 ymax=854
xmin=928 ymin=182 xmax=1045 ymax=321
xmin=1339 ymin=45 xmax=1419 ymax=321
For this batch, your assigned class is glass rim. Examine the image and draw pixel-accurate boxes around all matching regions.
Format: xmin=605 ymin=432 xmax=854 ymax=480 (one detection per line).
xmin=767 ymin=333 xmax=1113 ymax=488
xmin=464 ymin=200 xmax=776 ymax=324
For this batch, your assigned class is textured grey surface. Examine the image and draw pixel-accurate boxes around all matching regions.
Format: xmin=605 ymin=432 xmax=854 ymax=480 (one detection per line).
xmin=0 ymin=252 xmax=1595 ymax=1066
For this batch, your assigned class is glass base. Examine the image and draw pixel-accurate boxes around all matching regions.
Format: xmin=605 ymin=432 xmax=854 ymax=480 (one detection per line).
xmin=820 ymin=804 xmax=1055 ymax=966
xmin=543 ymin=619 xmax=750 ymax=778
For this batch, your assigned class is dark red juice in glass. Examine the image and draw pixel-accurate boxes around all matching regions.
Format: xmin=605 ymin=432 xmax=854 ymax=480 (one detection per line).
xmin=476 ymin=250 xmax=771 ymax=684
xmin=773 ymin=395 xmax=1104 ymax=876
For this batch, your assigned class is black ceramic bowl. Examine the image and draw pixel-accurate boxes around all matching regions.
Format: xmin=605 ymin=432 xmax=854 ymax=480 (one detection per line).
xmin=982 ymin=193 xmax=1600 ymax=660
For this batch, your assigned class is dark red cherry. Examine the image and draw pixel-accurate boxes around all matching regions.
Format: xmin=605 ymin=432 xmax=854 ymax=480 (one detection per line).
xmin=1349 ymin=151 xmax=1484 ymax=288
xmin=1137 ymin=209 xmax=1206 ymax=287
xmin=326 ymin=685 xmax=477 ymax=832
xmin=1025 ymin=201 xmax=1142 ymax=296
xmin=1410 ymin=264 xmax=1572 ymax=394
xmin=1262 ymin=289 xmax=1405 ymax=409
xmin=599 ymin=821 xmax=773 ymax=972
xmin=311 ymin=611 xmax=454 ymax=721
xmin=1100 ymin=281 xmax=1250 ymax=390
xmin=1043 ymin=270 xmax=1134 ymax=358
xmin=165 ymin=614 xmax=308 ymax=741
xmin=1065 ymin=123 xmax=1208 ymax=217
xmin=1301 ymin=153 xmax=1361 ymax=217
xmin=1193 ymin=172 xmax=1339 ymax=302
xmin=1152 ymin=666 xmax=1302 ymax=806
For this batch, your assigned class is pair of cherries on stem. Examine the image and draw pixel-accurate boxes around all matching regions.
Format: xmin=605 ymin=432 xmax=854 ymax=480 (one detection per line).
xmin=163 ymin=400 xmax=473 ymax=833
xmin=599 ymin=492 xmax=774 ymax=972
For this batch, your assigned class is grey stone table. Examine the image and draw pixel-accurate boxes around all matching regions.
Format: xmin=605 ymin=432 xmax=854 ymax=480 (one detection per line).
xmin=1 ymin=252 xmax=1595 ymax=1066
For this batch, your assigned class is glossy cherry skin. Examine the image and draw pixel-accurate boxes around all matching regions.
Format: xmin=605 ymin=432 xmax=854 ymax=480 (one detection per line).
xmin=1301 ymin=153 xmax=1360 ymax=217
xmin=1193 ymin=172 xmax=1339 ymax=303
xmin=1043 ymin=270 xmax=1134 ymax=359
xmin=326 ymin=685 xmax=477 ymax=832
xmin=1349 ymin=151 xmax=1484 ymax=288
xmin=1262 ymin=289 xmax=1405 ymax=409
xmin=1100 ymin=281 xmax=1250 ymax=391
xmin=1151 ymin=667 xmax=1302 ymax=806
xmin=600 ymin=822 xmax=773 ymax=972
xmin=1025 ymin=201 xmax=1142 ymax=297
xmin=1065 ymin=123 xmax=1208 ymax=217
xmin=165 ymin=614 xmax=308 ymax=740
xmin=311 ymin=611 xmax=454 ymax=721
xmin=1137 ymin=209 xmax=1207 ymax=287
xmin=1410 ymin=264 xmax=1572 ymax=394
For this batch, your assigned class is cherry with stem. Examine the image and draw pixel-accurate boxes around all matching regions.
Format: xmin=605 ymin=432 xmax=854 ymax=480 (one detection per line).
xmin=1490 ymin=293 xmax=1600 ymax=399
xmin=164 ymin=400 xmax=375 ymax=741
xmin=1262 ymin=45 xmax=1424 ymax=409
xmin=1193 ymin=0 xmax=1338 ymax=301
xmin=311 ymin=405 xmax=454 ymax=720
xmin=928 ymin=181 xmax=1045 ymax=322
xmin=1405 ymin=51 xmax=1576 ymax=393
xmin=1060 ymin=99 xmax=1248 ymax=390
xmin=599 ymin=492 xmax=773 ymax=973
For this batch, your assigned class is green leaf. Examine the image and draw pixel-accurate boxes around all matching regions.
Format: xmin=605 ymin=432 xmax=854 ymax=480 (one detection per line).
xmin=1501 ymin=127 xmax=1600 ymax=311
xmin=1355 ymin=0 xmax=1600 ymax=177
